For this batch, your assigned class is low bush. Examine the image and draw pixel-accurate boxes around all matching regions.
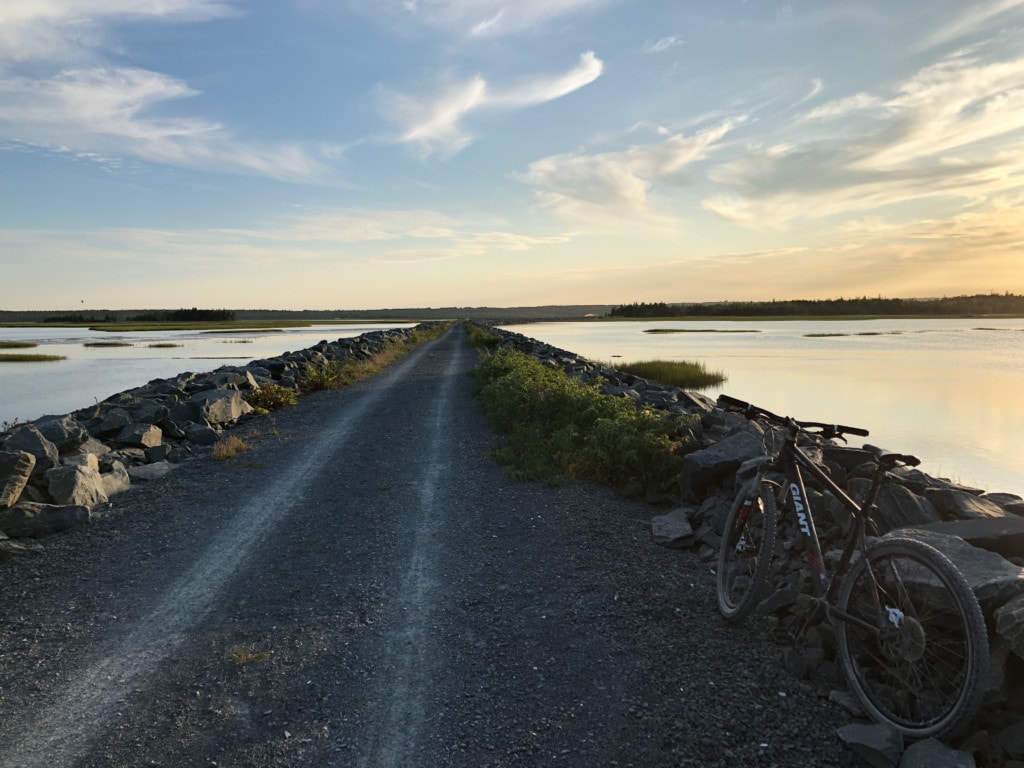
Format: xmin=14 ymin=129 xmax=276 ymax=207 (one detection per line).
xmin=472 ymin=348 xmax=692 ymax=497
xmin=245 ymin=384 xmax=297 ymax=412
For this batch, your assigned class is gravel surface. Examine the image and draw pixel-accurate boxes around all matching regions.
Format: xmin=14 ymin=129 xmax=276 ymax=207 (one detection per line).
xmin=0 ymin=326 xmax=860 ymax=767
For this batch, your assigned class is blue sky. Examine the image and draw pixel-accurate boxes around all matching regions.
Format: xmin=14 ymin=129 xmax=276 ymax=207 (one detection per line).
xmin=2 ymin=0 xmax=1023 ymax=310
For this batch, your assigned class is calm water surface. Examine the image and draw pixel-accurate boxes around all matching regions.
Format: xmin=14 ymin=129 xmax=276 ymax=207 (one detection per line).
xmin=0 ymin=323 xmax=413 ymax=428
xmin=501 ymin=318 xmax=1024 ymax=497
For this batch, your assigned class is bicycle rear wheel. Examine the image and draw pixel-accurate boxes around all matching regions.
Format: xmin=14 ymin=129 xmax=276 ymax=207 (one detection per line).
xmin=716 ymin=477 xmax=777 ymax=622
xmin=836 ymin=537 xmax=988 ymax=740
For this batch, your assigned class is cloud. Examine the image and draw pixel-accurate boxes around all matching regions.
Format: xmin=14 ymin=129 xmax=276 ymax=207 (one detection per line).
xmin=918 ymin=0 xmax=1024 ymax=50
xmin=704 ymin=51 xmax=1024 ymax=229
xmin=0 ymin=66 xmax=330 ymax=182
xmin=383 ymin=52 xmax=602 ymax=158
xmin=0 ymin=1 xmax=333 ymax=182
xmin=642 ymin=36 xmax=685 ymax=55
xmin=517 ymin=120 xmax=736 ymax=222
xmin=395 ymin=0 xmax=610 ymax=37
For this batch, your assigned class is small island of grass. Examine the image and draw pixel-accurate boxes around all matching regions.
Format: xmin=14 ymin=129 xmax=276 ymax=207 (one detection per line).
xmin=0 ymin=353 xmax=67 ymax=362
xmin=643 ymin=328 xmax=760 ymax=334
xmin=610 ymin=359 xmax=726 ymax=390
xmin=84 ymin=341 xmax=134 ymax=347
xmin=0 ymin=341 xmax=38 ymax=349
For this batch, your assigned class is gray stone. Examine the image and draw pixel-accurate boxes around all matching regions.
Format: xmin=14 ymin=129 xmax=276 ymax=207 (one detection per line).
xmin=0 ymin=451 xmax=35 ymax=509
xmin=184 ymin=422 xmax=218 ymax=446
xmin=186 ymin=389 xmax=252 ymax=425
xmin=64 ymin=437 xmax=111 ymax=461
xmin=898 ymin=738 xmax=975 ymax=768
xmin=995 ymin=721 xmax=1024 ymax=761
xmin=893 ymin=529 xmax=1024 ymax=612
xmin=837 ymin=723 xmax=903 ymax=768
xmin=924 ymin=488 xmax=1006 ymax=520
xmin=677 ymin=430 xmax=764 ymax=499
xmin=651 ymin=508 xmax=695 ymax=548
xmin=995 ymin=593 xmax=1024 ymax=660
xmin=115 ymin=423 xmax=163 ymax=449
xmin=916 ymin=516 xmax=1024 ymax=560
xmin=33 ymin=414 xmax=88 ymax=452
xmin=62 ymin=453 xmax=99 ymax=471
xmin=2 ymin=426 xmax=60 ymax=478
xmin=145 ymin=443 xmax=172 ymax=463
xmin=871 ymin=484 xmax=941 ymax=534
xmin=101 ymin=465 xmax=131 ymax=497
xmin=127 ymin=461 xmax=176 ymax=482
xmin=45 ymin=465 xmax=109 ymax=507
xmin=127 ymin=400 xmax=170 ymax=424
xmin=91 ymin=406 xmax=133 ymax=437
xmin=0 ymin=501 xmax=90 ymax=538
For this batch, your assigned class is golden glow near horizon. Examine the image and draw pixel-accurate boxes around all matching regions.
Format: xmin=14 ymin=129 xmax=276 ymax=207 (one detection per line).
xmin=1 ymin=2 xmax=1023 ymax=309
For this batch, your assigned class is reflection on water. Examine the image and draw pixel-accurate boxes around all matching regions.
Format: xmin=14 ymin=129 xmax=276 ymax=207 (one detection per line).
xmin=0 ymin=324 xmax=413 ymax=428
xmin=501 ymin=319 xmax=1024 ymax=497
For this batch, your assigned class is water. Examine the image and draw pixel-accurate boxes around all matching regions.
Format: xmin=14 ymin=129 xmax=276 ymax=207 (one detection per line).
xmin=0 ymin=323 xmax=414 ymax=427
xmin=500 ymin=318 xmax=1024 ymax=498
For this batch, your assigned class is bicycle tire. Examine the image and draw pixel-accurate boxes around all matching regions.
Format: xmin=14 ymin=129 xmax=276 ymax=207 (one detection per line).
xmin=836 ymin=537 xmax=988 ymax=740
xmin=716 ymin=477 xmax=778 ymax=622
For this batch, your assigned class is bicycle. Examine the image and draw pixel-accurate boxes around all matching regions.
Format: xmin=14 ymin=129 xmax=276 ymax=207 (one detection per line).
xmin=714 ymin=394 xmax=989 ymax=741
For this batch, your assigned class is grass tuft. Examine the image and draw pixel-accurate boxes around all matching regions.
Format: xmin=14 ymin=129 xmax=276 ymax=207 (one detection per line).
xmin=147 ymin=342 xmax=182 ymax=348
xmin=245 ymin=383 xmax=297 ymax=412
xmin=0 ymin=341 xmax=38 ymax=349
xmin=213 ymin=435 xmax=251 ymax=460
xmin=472 ymin=348 xmax=692 ymax=497
xmin=227 ymin=645 xmax=271 ymax=665
xmin=84 ymin=341 xmax=133 ymax=348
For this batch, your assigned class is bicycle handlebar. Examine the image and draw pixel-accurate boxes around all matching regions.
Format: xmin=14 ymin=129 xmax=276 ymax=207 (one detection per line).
xmin=717 ymin=394 xmax=870 ymax=438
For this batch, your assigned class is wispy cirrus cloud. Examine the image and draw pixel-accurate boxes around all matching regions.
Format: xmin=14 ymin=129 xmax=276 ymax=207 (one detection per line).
xmin=0 ymin=1 xmax=331 ymax=182
xmin=395 ymin=0 xmax=611 ymax=37
xmin=704 ymin=50 xmax=1024 ymax=229
xmin=517 ymin=119 xmax=737 ymax=224
xmin=382 ymin=51 xmax=603 ymax=158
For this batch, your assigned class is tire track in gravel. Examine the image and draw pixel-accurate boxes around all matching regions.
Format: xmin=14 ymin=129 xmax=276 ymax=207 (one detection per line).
xmin=356 ymin=331 xmax=464 ymax=768
xmin=0 ymin=334 xmax=446 ymax=768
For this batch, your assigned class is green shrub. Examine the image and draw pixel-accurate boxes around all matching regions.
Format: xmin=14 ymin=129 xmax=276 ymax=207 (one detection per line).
xmin=245 ymin=383 xmax=297 ymax=411
xmin=472 ymin=348 xmax=691 ymax=497
xmin=299 ymin=361 xmax=349 ymax=392
xmin=466 ymin=323 xmax=501 ymax=350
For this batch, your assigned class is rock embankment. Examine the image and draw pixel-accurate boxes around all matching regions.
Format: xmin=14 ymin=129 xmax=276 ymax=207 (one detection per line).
xmin=0 ymin=326 xmax=427 ymax=556
xmin=481 ymin=323 xmax=1024 ymax=766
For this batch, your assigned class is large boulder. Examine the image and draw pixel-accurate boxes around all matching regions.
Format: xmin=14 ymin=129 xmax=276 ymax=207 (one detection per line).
xmin=0 ymin=451 xmax=35 ymax=509
xmin=2 ymin=426 xmax=60 ymax=479
xmin=915 ymin=516 xmax=1024 ymax=561
xmin=677 ymin=430 xmax=764 ymax=499
xmin=45 ymin=464 xmax=109 ymax=507
xmin=114 ymin=423 xmax=163 ymax=449
xmin=924 ymin=488 xmax=1006 ymax=521
xmin=995 ymin=593 xmax=1024 ymax=660
xmin=892 ymin=529 xmax=1024 ymax=612
xmin=0 ymin=501 xmax=90 ymax=538
xmin=186 ymin=389 xmax=252 ymax=426
xmin=32 ymin=414 xmax=88 ymax=453
xmin=850 ymin=481 xmax=941 ymax=534
xmin=90 ymin=406 xmax=133 ymax=437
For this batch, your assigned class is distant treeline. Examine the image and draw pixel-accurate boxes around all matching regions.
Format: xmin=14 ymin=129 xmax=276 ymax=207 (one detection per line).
xmin=608 ymin=294 xmax=1024 ymax=318
xmin=36 ymin=308 xmax=235 ymax=323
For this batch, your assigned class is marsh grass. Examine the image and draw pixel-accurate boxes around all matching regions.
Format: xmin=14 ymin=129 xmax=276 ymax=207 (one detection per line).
xmin=610 ymin=359 xmax=726 ymax=389
xmin=213 ymin=435 xmax=251 ymax=460
xmin=643 ymin=328 xmax=759 ymax=334
xmin=472 ymin=347 xmax=692 ymax=497
xmin=84 ymin=341 xmax=133 ymax=348
xmin=147 ymin=342 xmax=182 ymax=348
xmin=0 ymin=341 xmax=37 ymax=349
xmin=0 ymin=353 xmax=66 ymax=362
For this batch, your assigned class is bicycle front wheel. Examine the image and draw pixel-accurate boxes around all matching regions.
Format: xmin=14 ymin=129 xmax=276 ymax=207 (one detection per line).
xmin=716 ymin=477 xmax=777 ymax=622
xmin=836 ymin=537 xmax=988 ymax=740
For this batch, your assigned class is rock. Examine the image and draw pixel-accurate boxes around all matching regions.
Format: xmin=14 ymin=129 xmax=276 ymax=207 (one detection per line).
xmin=186 ymin=389 xmax=252 ymax=426
xmin=145 ymin=444 xmax=172 ymax=463
xmin=984 ymin=493 xmax=1024 ymax=516
xmin=115 ymin=423 xmax=163 ymax=449
xmin=62 ymin=453 xmax=99 ymax=470
xmin=828 ymin=689 xmax=864 ymax=717
xmin=101 ymin=464 xmax=132 ymax=497
xmin=91 ymin=406 xmax=133 ymax=437
xmin=898 ymin=738 xmax=975 ymax=768
xmin=924 ymin=488 xmax=1006 ymax=520
xmin=183 ymin=422 xmax=218 ymax=446
xmin=0 ymin=501 xmax=90 ymax=538
xmin=892 ymin=529 xmax=1024 ymax=612
xmin=836 ymin=722 xmax=903 ymax=768
xmin=995 ymin=721 xmax=1024 ymax=761
xmin=127 ymin=461 xmax=176 ymax=482
xmin=870 ymin=484 xmax=941 ymax=534
xmin=127 ymin=400 xmax=170 ymax=425
xmin=651 ymin=508 xmax=695 ymax=548
xmin=995 ymin=593 xmax=1024 ymax=660
xmin=32 ymin=414 xmax=88 ymax=452
xmin=677 ymin=430 xmax=764 ymax=499
xmin=63 ymin=436 xmax=111 ymax=461
xmin=0 ymin=451 xmax=35 ymax=509
xmin=2 ymin=425 xmax=60 ymax=479
xmin=45 ymin=464 xmax=109 ymax=507
xmin=916 ymin=516 xmax=1024 ymax=560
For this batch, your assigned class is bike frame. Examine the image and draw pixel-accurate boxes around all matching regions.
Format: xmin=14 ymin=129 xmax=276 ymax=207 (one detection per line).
xmin=766 ymin=428 xmax=888 ymax=635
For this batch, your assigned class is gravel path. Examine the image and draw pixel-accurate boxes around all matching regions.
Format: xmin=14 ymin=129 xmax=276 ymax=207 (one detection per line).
xmin=0 ymin=326 xmax=858 ymax=767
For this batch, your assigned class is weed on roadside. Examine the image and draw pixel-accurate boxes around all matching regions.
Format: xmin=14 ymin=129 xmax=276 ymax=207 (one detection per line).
xmin=213 ymin=436 xmax=251 ymax=460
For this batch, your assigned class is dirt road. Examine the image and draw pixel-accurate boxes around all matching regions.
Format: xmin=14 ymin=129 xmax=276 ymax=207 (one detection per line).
xmin=0 ymin=326 xmax=855 ymax=767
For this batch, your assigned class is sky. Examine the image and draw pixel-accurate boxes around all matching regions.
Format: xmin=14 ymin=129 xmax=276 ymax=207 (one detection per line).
xmin=1 ymin=0 xmax=1024 ymax=311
